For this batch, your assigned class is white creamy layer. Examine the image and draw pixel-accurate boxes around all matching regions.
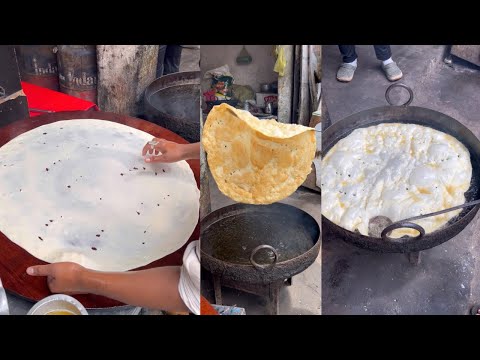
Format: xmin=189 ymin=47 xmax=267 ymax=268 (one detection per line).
xmin=322 ymin=123 xmax=472 ymax=236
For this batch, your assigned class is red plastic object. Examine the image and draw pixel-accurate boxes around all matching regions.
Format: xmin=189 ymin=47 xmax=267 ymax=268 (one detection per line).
xmin=21 ymin=81 xmax=99 ymax=117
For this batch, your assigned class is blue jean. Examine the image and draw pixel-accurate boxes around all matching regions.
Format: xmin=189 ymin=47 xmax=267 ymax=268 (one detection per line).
xmin=156 ymin=45 xmax=182 ymax=77
xmin=338 ymin=45 xmax=392 ymax=63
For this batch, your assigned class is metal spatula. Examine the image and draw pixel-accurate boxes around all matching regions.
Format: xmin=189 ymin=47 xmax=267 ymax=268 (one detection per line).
xmin=369 ymin=199 xmax=480 ymax=240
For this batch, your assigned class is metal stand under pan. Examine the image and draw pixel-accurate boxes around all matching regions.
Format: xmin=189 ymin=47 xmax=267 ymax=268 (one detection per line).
xmin=211 ymin=275 xmax=292 ymax=316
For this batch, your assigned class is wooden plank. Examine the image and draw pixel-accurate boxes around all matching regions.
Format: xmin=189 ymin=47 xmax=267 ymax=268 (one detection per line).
xmin=277 ymin=45 xmax=294 ymax=124
xmin=97 ymin=45 xmax=159 ymax=117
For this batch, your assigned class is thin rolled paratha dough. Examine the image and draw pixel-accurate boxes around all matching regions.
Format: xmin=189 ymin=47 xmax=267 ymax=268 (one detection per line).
xmin=0 ymin=120 xmax=199 ymax=271
xmin=202 ymin=103 xmax=316 ymax=204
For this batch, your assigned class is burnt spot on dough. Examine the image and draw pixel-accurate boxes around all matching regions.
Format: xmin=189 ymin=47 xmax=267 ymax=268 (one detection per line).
xmin=67 ymin=185 xmax=71 ymax=189
xmin=91 ymin=247 xmax=97 ymax=251
xmin=137 ymin=211 xmax=140 ymax=215
xmin=96 ymin=234 xmax=100 ymax=237
xmin=120 ymin=173 xmax=124 ymax=176
xmin=46 ymin=168 xmax=49 ymax=171
xmin=162 ymin=169 xmax=165 ymax=173
xmin=167 ymin=195 xmax=170 ymax=197
xmin=50 ymin=220 xmax=53 ymax=222
xmin=19 ymin=189 xmax=22 ymax=192
xmin=45 ymin=224 xmax=48 ymax=226
xmin=143 ymin=167 xmax=146 ymax=170
xmin=101 ymin=230 xmax=104 ymax=232
xmin=133 ymin=167 xmax=138 ymax=170
xmin=99 ymin=197 xmax=102 ymax=200
xmin=144 ymin=230 xmax=146 ymax=234
xmin=157 ymin=204 xmax=159 ymax=206
xmin=155 ymin=172 xmax=157 ymax=175
xmin=142 ymin=242 xmax=145 ymax=245
xmin=43 ymin=132 xmax=47 ymax=135
xmin=38 ymin=236 xmax=43 ymax=241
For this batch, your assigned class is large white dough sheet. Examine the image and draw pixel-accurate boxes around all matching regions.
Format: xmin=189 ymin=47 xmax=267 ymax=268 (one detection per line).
xmin=0 ymin=120 xmax=199 ymax=271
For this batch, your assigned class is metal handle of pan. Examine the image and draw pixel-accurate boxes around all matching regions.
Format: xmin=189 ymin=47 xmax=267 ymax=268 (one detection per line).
xmin=382 ymin=198 xmax=480 ymax=243
xmin=385 ymin=83 xmax=414 ymax=107
xmin=249 ymin=245 xmax=278 ymax=270
xmin=381 ymin=221 xmax=425 ymax=243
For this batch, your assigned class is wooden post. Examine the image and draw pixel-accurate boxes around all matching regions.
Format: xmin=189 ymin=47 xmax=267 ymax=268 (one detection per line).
xmin=277 ymin=45 xmax=294 ymax=124
xmin=200 ymin=112 xmax=211 ymax=220
xmin=96 ymin=45 xmax=159 ymax=116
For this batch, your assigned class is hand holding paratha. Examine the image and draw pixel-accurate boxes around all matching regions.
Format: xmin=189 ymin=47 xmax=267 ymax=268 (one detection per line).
xmin=143 ymin=138 xmax=200 ymax=163
xmin=26 ymin=262 xmax=190 ymax=313
xmin=27 ymin=262 xmax=88 ymax=295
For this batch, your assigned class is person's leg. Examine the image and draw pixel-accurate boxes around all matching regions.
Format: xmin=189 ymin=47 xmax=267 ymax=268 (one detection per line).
xmin=373 ymin=45 xmax=392 ymax=61
xmin=339 ymin=45 xmax=358 ymax=63
xmin=156 ymin=45 xmax=167 ymax=78
xmin=163 ymin=45 xmax=182 ymax=75
xmin=337 ymin=45 xmax=358 ymax=82
xmin=374 ymin=45 xmax=403 ymax=81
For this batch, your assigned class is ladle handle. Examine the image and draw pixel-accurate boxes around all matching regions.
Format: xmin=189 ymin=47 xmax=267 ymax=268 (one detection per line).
xmin=382 ymin=199 xmax=480 ymax=243
xmin=250 ymin=245 xmax=278 ymax=270
xmin=381 ymin=221 xmax=425 ymax=243
xmin=385 ymin=83 xmax=414 ymax=107
xmin=397 ymin=199 xmax=480 ymax=224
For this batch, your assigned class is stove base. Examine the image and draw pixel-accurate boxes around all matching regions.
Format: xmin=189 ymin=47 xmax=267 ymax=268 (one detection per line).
xmin=212 ymin=274 xmax=292 ymax=315
xmin=408 ymin=251 xmax=421 ymax=265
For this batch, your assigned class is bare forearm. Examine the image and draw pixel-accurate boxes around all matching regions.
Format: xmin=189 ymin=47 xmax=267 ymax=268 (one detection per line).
xmin=80 ymin=267 xmax=189 ymax=313
xmin=181 ymin=142 xmax=200 ymax=160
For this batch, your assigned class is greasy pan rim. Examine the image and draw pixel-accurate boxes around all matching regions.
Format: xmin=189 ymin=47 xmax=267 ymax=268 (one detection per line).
xmin=200 ymin=202 xmax=321 ymax=267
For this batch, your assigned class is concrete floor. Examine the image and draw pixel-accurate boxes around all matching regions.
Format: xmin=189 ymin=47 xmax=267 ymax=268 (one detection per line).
xmin=322 ymin=45 xmax=480 ymax=314
xmin=201 ymin=172 xmax=322 ymax=315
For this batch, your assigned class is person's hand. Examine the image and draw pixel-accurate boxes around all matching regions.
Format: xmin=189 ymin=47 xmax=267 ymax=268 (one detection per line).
xmin=142 ymin=138 xmax=186 ymax=163
xmin=26 ymin=262 xmax=88 ymax=295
